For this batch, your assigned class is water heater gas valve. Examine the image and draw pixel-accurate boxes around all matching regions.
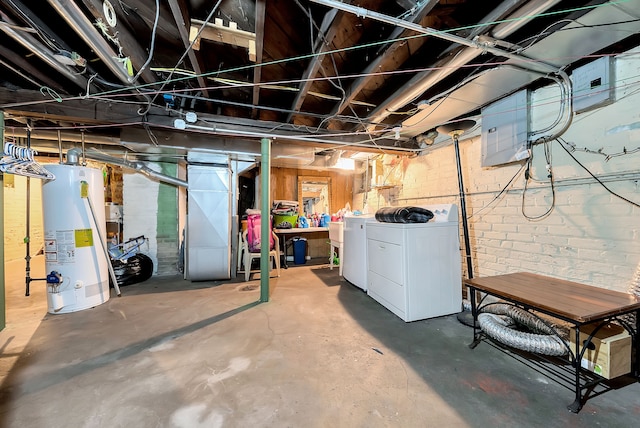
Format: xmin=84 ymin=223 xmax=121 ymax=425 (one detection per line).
xmin=46 ymin=271 xmax=62 ymax=285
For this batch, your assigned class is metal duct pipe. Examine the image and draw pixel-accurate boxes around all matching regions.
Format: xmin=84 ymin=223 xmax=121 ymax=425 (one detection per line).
xmin=82 ymin=149 xmax=188 ymax=188
xmin=492 ymin=0 xmax=562 ymax=39
xmin=478 ymin=312 xmax=568 ymax=356
xmin=0 ymin=16 xmax=88 ymax=88
xmin=6 ymin=128 xmax=120 ymax=145
xmin=309 ymin=0 xmax=563 ymax=124
xmin=47 ymin=0 xmax=132 ymax=85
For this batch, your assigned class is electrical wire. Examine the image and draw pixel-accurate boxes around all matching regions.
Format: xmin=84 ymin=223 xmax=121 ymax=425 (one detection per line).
xmin=141 ymin=0 xmax=222 ymax=115
xmin=469 ymin=162 xmax=527 ymax=219
xmin=2 ymin=0 xmax=637 ymax=140
xmin=557 ymin=137 xmax=640 ymax=208
xmin=76 ymin=1 xmax=633 ymax=103
xmin=521 ymin=140 xmax=556 ymax=221
xmin=130 ymin=0 xmax=160 ymax=83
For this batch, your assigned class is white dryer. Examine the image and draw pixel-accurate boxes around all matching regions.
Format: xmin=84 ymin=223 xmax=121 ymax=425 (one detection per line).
xmin=365 ymin=204 xmax=462 ymax=322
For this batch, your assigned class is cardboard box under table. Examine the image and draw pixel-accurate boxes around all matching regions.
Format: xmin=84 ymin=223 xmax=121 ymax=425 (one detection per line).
xmin=569 ymin=322 xmax=631 ymax=379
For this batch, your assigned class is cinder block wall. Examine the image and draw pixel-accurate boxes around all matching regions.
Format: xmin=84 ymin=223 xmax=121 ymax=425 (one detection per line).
xmin=354 ymin=47 xmax=640 ymax=293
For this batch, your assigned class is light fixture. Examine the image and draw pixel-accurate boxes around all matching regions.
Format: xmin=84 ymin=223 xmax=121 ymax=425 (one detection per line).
xmin=415 ymin=129 xmax=438 ymax=147
xmin=333 ymin=157 xmax=355 ymax=170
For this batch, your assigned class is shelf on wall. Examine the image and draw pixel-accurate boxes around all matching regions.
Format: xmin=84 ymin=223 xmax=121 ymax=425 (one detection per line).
xmin=371 ymin=184 xmax=399 ymax=190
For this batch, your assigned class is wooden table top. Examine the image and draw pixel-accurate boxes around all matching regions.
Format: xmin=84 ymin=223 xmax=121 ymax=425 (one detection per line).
xmin=464 ymin=272 xmax=640 ymax=323
xmin=273 ymin=227 xmax=329 ymax=234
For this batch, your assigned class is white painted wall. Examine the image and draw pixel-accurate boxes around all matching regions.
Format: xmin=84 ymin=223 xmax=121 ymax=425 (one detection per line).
xmin=123 ymin=168 xmax=159 ymax=274
xmin=355 ymin=47 xmax=640 ymax=293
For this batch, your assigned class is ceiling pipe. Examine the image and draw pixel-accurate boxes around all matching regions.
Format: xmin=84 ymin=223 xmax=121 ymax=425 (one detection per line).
xmin=80 ymin=149 xmax=188 ymax=188
xmin=47 ymin=0 xmax=133 ymax=85
xmin=172 ymin=118 xmax=417 ymax=152
xmin=492 ymin=0 xmax=562 ymax=39
xmin=5 ymin=128 xmax=120 ymax=145
xmin=309 ymin=0 xmax=563 ymax=125
xmin=0 ymin=16 xmax=88 ymax=88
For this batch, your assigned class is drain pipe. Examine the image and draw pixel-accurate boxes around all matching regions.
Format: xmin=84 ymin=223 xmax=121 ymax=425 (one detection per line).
xmin=77 ymin=149 xmax=188 ymax=188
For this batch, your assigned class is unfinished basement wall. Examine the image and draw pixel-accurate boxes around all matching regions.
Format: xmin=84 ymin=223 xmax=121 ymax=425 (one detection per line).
xmin=3 ymin=173 xmax=44 ymax=262
xmin=354 ymin=47 xmax=640 ymax=293
xmin=123 ymin=162 xmax=181 ymax=276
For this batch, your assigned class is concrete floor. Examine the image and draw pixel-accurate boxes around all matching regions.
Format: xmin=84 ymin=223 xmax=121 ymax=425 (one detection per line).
xmin=1 ymin=256 xmax=639 ymax=428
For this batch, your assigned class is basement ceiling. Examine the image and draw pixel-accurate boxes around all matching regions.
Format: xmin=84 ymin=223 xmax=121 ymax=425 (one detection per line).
xmin=0 ymin=0 xmax=639 ymax=162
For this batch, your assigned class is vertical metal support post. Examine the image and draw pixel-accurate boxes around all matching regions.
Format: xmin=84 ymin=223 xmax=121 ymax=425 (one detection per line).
xmin=57 ymin=130 xmax=63 ymax=164
xmin=453 ymin=135 xmax=473 ymax=280
xmin=25 ymin=123 xmax=32 ymax=296
xmin=260 ymin=138 xmax=271 ymax=302
xmin=0 ymin=111 xmax=5 ymax=330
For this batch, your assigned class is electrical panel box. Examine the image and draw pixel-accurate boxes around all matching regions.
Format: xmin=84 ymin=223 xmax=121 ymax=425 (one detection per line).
xmin=481 ymin=89 xmax=529 ymax=168
xmin=571 ymin=56 xmax=614 ymax=113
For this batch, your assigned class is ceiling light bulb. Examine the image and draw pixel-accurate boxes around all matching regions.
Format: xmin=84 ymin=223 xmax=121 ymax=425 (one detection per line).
xmin=174 ymin=119 xmax=186 ymax=130
xmin=185 ymin=112 xmax=197 ymax=123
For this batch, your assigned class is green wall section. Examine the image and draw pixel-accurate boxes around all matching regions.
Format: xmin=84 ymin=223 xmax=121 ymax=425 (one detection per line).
xmin=155 ymin=163 xmax=179 ymax=275
xmin=156 ymin=163 xmax=178 ymax=239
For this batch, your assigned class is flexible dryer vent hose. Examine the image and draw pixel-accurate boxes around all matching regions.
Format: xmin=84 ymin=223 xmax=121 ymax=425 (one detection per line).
xmin=478 ymin=304 xmax=568 ymax=356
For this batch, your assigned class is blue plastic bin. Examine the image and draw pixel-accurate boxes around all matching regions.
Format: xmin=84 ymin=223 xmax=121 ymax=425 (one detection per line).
xmin=293 ymin=237 xmax=307 ymax=265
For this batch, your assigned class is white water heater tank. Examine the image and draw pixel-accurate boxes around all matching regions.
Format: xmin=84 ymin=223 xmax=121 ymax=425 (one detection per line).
xmin=42 ymin=164 xmax=110 ymax=313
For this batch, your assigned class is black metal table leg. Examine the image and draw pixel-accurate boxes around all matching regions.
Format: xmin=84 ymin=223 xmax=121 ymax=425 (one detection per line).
xmin=469 ymin=286 xmax=482 ymax=349
xmin=568 ymin=325 xmax=583 ymax=413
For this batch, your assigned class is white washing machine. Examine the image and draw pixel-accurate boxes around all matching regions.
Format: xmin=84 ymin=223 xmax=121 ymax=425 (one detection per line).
xmin=342 ymin=214 xmax=376 ymax=291
xmin=365 ymin=204 xmax=462 ymax=322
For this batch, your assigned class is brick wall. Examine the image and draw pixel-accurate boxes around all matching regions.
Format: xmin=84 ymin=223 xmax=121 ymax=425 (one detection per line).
xmin=3 ymin=173 xmax=44 ymax=262
xmin=354 ymin=48 xmax=640 ymax=293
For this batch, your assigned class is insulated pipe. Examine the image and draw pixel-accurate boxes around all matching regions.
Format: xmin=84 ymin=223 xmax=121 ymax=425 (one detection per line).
xmin=492 ymin=0 xmax=562 ymax=39
xmin=47 ymin=0 xmax=132 ymax=84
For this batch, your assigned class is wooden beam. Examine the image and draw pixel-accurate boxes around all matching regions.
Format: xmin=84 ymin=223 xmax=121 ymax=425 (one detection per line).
xmin=0 ymin=46 xmax=65 ymax=93
xmin=286 ymin=9 xmax=340 ymax=123
xmin=190 ymin=18 xmax=257 ymax=62
xmin=80 ymin=0 xmax=157 ymax=84
xmin=167 ymin=0 xmax=210 ymax=97
xmin=325 ymin=0 xmax=439 ymax=125
xmin=252 ymin=0 xmax=267 ymax=119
